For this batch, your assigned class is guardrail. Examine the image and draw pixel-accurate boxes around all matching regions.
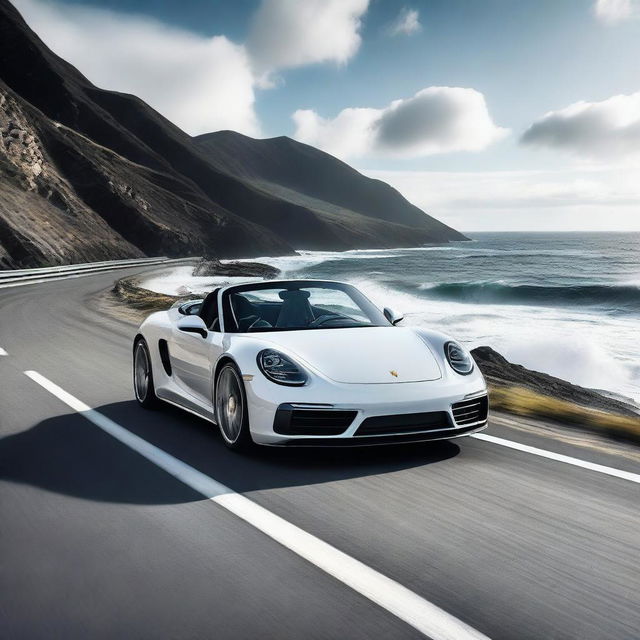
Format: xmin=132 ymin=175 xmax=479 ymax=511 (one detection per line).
xmin=0 ymin=256 xmax=171 ymax=279
xmin=0 ymin=256 xmax=197 ymax=288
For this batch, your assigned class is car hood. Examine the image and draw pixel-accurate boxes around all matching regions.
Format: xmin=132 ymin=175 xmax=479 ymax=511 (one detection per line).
xmin=259 ymin=327 xmax=442 ymax=384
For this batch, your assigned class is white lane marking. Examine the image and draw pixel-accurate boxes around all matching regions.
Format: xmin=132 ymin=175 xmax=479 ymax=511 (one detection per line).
xmin=0 ymin=347 xmax=7 ymax=356
xmin=23 ymin=370 xmax=488 ymax=640
xmin=471 ymin=433 xmax=640 ymax=484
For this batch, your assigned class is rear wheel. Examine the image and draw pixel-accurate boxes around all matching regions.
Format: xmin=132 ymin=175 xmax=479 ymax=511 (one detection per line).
xmin=215 ymin=363 xmax=252 ymax=450
xmin=133 ymin=339 xmax=160 ymax=409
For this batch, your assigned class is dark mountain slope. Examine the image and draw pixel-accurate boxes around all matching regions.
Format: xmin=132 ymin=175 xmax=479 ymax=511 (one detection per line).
xmin=0 ymin=78 xmax=293 ymax=267
xmin=195 ymin=130 xmax=467 ymax=242
xmin=1 ymin=83 xmax=141 ymax=267
xmin=0 ymin=0 xmax=465 ymax=267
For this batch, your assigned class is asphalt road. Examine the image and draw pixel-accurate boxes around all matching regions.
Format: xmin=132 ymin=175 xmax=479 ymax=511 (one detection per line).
xmin=1 ymin=267 xmax=639 ymax=640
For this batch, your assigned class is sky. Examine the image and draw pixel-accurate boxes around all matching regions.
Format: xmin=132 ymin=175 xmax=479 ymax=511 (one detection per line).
xmin=10 ymin=0 xmax=640 ymax=232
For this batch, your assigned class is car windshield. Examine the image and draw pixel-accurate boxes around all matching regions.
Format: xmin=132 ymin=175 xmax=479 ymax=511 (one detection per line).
xmin=222 ymin=281 xmax=389 ymax=332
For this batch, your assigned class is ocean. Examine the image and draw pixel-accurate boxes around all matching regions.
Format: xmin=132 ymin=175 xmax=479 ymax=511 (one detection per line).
xmin=244 ymin=232 xmax=640 ymax=403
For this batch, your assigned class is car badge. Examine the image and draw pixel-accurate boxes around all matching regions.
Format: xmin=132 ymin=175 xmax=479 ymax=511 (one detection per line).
xmin=390 ymin=370 xmax=398 ymax=377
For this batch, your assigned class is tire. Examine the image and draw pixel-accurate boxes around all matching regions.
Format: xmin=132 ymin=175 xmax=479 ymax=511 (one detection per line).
xmin=133 ymin=338 xmax=160 ymax=409
xmin=215 ymin=362 xmax=253 ymax=451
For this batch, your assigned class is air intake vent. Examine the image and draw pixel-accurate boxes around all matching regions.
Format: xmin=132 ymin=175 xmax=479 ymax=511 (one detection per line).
xmin=158 ymin=340 xmax=172 ymax=376
xmin=355 ymin=411 xmax=451 ymax=437
xmin=273 ymin=405 xmax=357 ymax=436
xmin=451 ymin=395 xmax=489 ymax=426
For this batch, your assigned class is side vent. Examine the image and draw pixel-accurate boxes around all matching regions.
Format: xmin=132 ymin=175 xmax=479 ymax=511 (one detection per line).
xmin=451 ymin=395 xmax=488 ymax=426
xmin=158 ymin=339 xmax=172 ymax=376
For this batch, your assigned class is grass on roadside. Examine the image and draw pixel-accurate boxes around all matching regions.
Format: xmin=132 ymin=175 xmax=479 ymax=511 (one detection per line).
xmin=489 ymin=384 xmax=640 ymax=444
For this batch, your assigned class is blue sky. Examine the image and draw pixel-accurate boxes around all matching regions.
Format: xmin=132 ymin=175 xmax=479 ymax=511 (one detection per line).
xmin=11 ymin=0 xmax=640 ymax=231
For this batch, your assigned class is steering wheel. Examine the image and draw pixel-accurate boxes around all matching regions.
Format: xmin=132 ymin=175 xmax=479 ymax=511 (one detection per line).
xmin=309 ymin=313 xmax=353 ymax=328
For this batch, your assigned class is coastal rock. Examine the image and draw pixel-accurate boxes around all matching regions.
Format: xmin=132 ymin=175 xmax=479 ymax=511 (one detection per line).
xmin=193 ymin=258 xmax=280 ymax=279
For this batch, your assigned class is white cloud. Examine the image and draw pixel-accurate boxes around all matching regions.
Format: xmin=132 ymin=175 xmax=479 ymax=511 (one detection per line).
xmin=366 ymin=167 xmax=640 ymax=231
xmin=247 ymin=0 xmax=369 ymax=86
xmin=293 ymin=87 xmax=508 ymax=159
xmin=12 ymin=0 xmax=259 ymax=136
xmin=293 ymin=107 xmax=380 ymax=159
xmin=13 ymin=0 xmax=373 ymax=133
xmin=387 ymin=7 xmax=422 ymax=36
xmin=521 ymin=91 xmax=640 ymax=159
xmin=594 ymin=0 xmax=638 ymax=23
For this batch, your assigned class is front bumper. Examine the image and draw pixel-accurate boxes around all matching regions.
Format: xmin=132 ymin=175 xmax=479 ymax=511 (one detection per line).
xmin=276 ymin=423 xmax=487 ymax=447
xmin=244 ymin=372 xmax=488 ymax=446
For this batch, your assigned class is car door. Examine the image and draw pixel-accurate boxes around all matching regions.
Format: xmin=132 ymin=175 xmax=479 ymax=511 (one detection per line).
xmin=170 ymin=320 xmax=223 ymax=408
xmin=169 ymin=328 xmax=222 ymax=407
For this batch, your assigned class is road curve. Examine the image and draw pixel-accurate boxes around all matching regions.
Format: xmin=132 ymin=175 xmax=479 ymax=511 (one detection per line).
xmin=1 ymin=267 xmax=639 ymax=640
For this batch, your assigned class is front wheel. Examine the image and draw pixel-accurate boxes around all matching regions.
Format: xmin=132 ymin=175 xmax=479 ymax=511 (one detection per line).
xmin=133 ymin=339 xmax=160 ymax=409
xmin=215 ymin=363 xmax=252 ymax=451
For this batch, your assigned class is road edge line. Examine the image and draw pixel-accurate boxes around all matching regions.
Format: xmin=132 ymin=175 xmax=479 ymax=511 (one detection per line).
xmin=471 ymin=432 xmax=640 ymax=483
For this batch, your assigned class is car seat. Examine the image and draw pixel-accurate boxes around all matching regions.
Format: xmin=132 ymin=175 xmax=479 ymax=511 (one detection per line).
xmin=275 ymin=289 xmax=315 ymax=328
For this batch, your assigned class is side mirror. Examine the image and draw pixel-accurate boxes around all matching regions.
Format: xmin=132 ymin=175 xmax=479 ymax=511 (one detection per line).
xmin=383 ymin=307 xmax=404 ymax=326
xmin=178 ymin=301 xmax=202 ymax=316
xmin=177 ymin=315 xmax=208 ymax=338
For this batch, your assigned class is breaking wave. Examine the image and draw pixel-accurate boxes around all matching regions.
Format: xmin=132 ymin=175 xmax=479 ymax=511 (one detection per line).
xmin=417 ymin=281 xmax=640 ymax=311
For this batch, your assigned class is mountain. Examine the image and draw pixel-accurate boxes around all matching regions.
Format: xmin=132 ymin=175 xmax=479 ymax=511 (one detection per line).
xmin=195 ymin=131 xmax=466 ymax=246
xmin=0 ymin=0 xmax=465 ymax=269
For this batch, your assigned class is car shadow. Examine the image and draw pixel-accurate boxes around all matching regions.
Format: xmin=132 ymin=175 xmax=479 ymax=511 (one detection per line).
xmin=0 ymin=400 xmax=460 ymax=505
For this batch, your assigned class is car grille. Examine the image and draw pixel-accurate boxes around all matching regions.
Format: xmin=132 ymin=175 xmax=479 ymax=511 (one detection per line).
xmin=273 ymin=405 xmax=357 ymax=436
xmin=451 ymin=395 xmax=489 ymax=426
xmin=355 ymin=411 xmax=451 ymax=437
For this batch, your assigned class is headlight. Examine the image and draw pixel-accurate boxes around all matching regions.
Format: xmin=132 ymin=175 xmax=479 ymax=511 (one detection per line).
xmin=444 ymin=341 xmax=474 ymax=375
xmin=257 ymin=349 xmax=307 ymax=386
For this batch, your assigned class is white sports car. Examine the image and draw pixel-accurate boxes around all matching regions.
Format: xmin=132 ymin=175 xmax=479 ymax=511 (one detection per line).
xmin=133 ymin=279 xmax=488 ymax=449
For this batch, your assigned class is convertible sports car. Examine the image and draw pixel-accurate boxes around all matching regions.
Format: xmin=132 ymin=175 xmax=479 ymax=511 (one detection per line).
xmin=133 ymin=279 xmax=488 ymax=449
